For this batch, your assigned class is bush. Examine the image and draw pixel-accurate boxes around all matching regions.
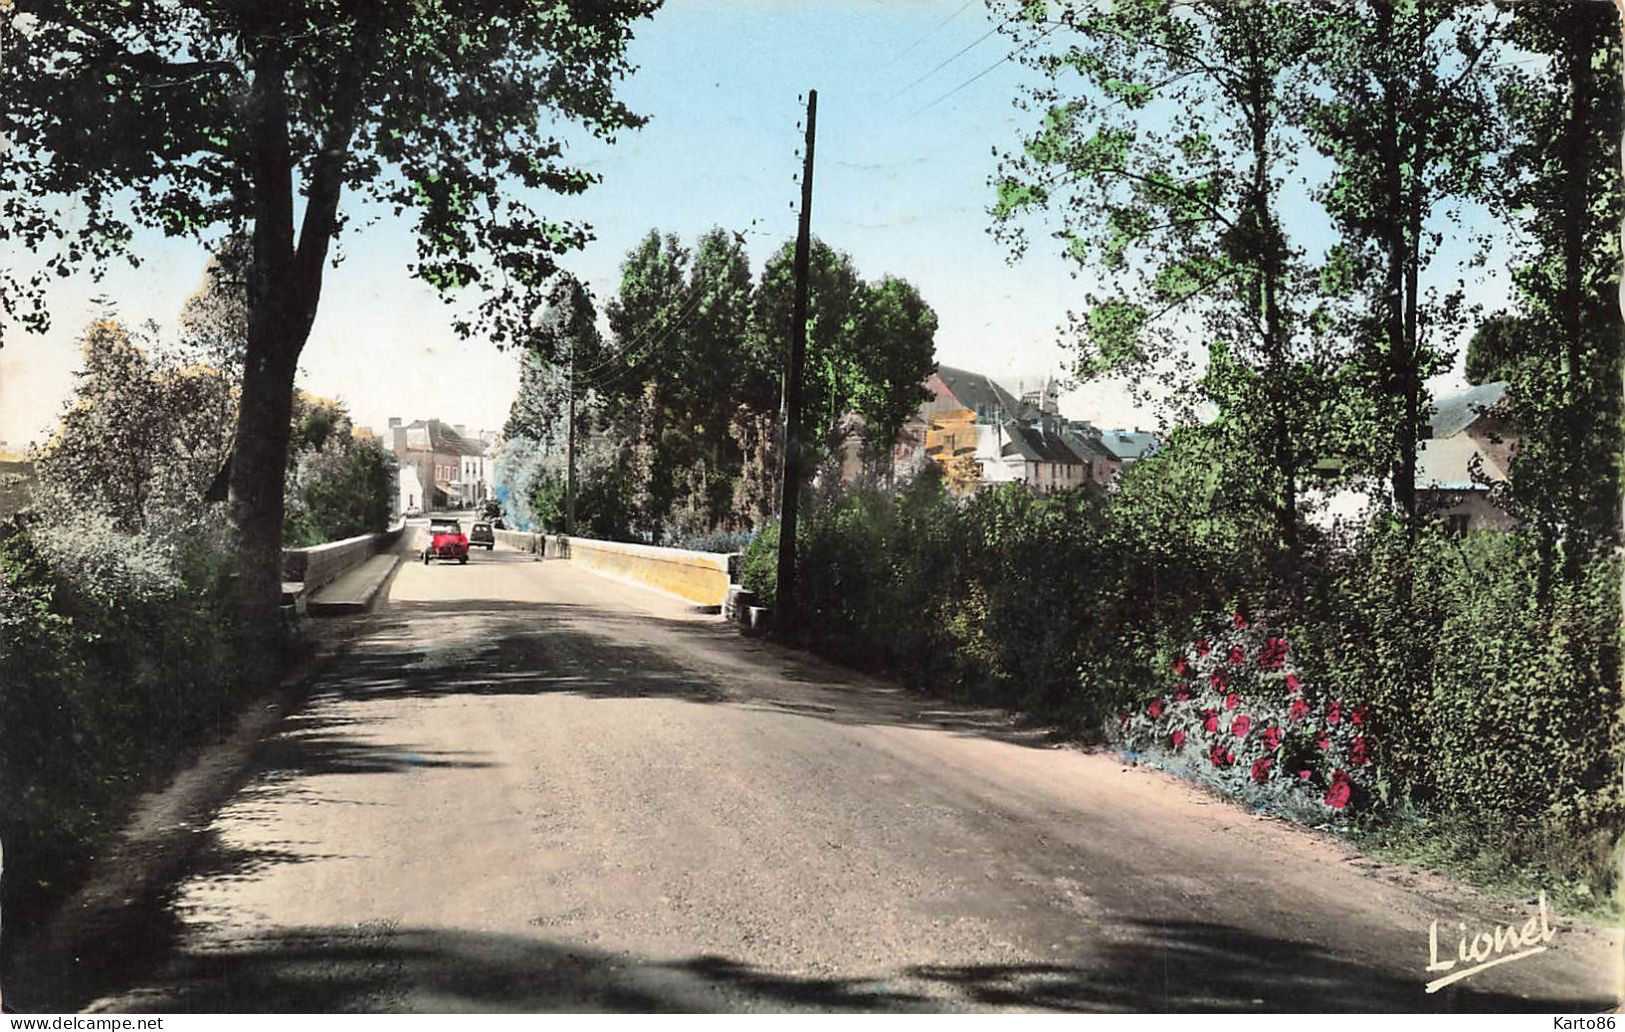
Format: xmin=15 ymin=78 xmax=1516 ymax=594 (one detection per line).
xmin=0 ymin=512 xmax=245 ymax=935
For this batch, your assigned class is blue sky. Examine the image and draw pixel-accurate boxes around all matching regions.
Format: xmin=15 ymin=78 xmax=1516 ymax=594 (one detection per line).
xmin=0 ymin=0 xmax=1501 ymax=450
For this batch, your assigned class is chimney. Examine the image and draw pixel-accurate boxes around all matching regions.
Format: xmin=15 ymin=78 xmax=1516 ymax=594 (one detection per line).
xmin=454 ymin=424 xmax=467 ymax=439
xmin=388 ymin=417 xmax=402 ymax=428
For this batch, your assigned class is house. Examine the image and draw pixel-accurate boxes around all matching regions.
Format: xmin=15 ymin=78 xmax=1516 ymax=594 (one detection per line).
xmin=1097 ymin=429 xmax=1161 ymax=465
xmin=396 ymin=464 xmax=425 ymax=515
xmin=1416 ymin=381 xmax=1514 ymax=533
xmin=388 ymin=417 xmax=488 ymax=510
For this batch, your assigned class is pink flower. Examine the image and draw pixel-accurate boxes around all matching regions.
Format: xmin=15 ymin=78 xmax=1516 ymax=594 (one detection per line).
xmin=1209 ymin=744 xmax=1235 ymax=768
xmin=1210 ymin=671 xmax=1228 ymax=690
xmin=1326 ymin=701 xmax=1343 ymax=726
xmin=1195 ymin=638 xmax=1211 ymax=656
xmin=1315 ymin=732 xmax=1331 ymax=751
xmin=1230 ymin=715 xmax=1252 ymax=738
xmin=1288 ymin=698 xmax=1311 ymax=723
xmin=1351 ymin=704 xmax=1368 ymax=726
xmin=1350 ymin=736 xmax=1370 ymax=765
xmin=1251 ymin=757 xmax=1273 ymax=783
xmin=1171 ymin=729 xmax=1187 ymax=750
xmin=1202 ymin=708 xmax=1220 ymax=733
xmin=1173 ymin=684 xmax=1193 ymax=702
xmin=1147 ymin=698 xmax=1166 ymax=719
xmin=1259 ymin=637 xmax=1289 ymax=670
xmin=1296 ymin=769 xmax=1312 ymax=781
xmin=1284 ymin=673 xmax=1300 ymax=694
xmin=1225 ymin=692 xmax=1241 ymax=711
xmin=1233 ymin=612 xmax=1248 ymax=629
xmin=1227 ymin=645 xmax=1246 ymax=666
xmin=1262 ymin=726 xmax=1282 ymax=750
xmin=1173 ymin=657 xmax=1188 ymax=676
xmin=1118 ymin=710 xmax=1130 ymax=728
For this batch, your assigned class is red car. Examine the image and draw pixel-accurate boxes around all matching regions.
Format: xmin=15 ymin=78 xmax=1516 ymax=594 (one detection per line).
xmin=424 ymin=518 xmax=469 ymax=564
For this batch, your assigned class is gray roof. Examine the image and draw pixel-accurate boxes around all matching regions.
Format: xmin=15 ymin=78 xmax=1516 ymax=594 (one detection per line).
xmin=1097 ymin=429 xmax=1160 ymax=461
xmin=1428 ymin=382 xmax=1507 ymax=439
xmin=935 ymin=365 xmax=1032 ymax=422
xmin=403 ymin=419 xmax=484 ymax=457
xmin=1001 ymin=421 xmax=1090 ymax=465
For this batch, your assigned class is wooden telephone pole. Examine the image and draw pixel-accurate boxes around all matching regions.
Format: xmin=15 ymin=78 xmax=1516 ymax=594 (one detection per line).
xmin=775 ymin=89 xmax=817 ymax=631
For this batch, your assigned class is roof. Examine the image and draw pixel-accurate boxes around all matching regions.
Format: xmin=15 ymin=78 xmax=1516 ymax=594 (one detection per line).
xmin=1000 ymin=421 xmax=1088 ymax=465
xmin=1416 ymin=433 xmax=1510 ymax=491
xmin=402 ymin=419 xmax=484 ymax=456
xmin=1428 ymin=382 xmax=1507 ymax=439
xmin=934 ymin=365 xmax=1031 ymax=422
xmin=1097 ymin=430 xmax=1160 ymax=461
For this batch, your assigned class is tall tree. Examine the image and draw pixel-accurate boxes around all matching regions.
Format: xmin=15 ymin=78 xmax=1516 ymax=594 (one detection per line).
xmin=753 ymin=237 xmax=865 ymax=451
xmin=1301 ymin=0 xmax=1502 ymax=523
xmin=991 ymin=0 xmax=1330 ymax=564
xmin=1492 ymin=0 xmax=1623 ymax=586
xmin=2 ymin=1 xmax=660 ymax=669
xmin=850 ymin=275 xmax=936 ymax=476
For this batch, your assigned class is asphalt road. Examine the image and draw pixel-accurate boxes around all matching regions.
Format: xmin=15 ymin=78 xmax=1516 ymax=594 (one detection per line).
xmin=76 ymin=544 xmax=1621 ymax=1012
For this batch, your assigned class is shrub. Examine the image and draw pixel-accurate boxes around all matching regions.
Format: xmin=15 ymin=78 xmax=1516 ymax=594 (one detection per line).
xmin=1115 ymin=613 xmax=1378 ymax=822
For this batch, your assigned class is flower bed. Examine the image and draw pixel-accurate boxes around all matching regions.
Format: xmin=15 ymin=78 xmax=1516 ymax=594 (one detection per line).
xmin=1113 ymin=612 xmax=1377 ymax=821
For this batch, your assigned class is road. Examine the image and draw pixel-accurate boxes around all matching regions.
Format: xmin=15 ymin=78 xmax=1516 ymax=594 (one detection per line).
xmin=74 ymin=543 xmax=1620 ymax=1012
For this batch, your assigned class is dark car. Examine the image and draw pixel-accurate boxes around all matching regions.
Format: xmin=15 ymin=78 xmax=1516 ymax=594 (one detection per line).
xmin=469 ymin=521 xmax=495 ymax=550
xmin=424 ymin=518 xmax=469 ymax=564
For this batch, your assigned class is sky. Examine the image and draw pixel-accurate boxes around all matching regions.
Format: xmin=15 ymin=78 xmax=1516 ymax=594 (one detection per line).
xmin=0 ymin=0 xmax=1503 ymax=452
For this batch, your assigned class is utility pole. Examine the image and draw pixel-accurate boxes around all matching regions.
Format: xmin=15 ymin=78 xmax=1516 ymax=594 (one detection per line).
xmin=775 ymin=88 xmax=817 ymax=631
xmin=566 ymin=337 xmax=577 ymax=537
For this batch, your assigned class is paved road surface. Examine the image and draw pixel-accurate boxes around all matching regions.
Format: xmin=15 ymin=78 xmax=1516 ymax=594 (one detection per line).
xmin=74 ymin=545 xmax=1621 ymax=1012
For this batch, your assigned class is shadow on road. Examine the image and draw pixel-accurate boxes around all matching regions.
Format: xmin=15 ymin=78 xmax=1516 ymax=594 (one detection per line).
xmin=83 ymin=919 xmax=1579 ymax=1013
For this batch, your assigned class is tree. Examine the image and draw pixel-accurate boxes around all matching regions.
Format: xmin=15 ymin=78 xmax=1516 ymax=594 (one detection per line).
xmin=850 ymin=276 xmax=937 ymax=477
xmin=1464 ymin=314 xmax=1535 ymax=386
xmin=991 ymin=0 xmax=1332 ymax=566
xmin=1301 ymin=0 xmax=1502 ymax=523
xmin=3 ymin=1 xmax=661 ymax=669
xmin=34 ymin=319 xmax=236 ymax=530
xmin=1490 ymin=1 xmax=1623 ymax=587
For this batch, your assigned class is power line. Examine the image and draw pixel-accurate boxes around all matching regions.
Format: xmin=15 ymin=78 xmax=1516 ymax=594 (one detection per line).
xmin=911 ymin=21 xmax=1059 ymax=116
xmin=887 ymin=22 xmax=1002 ymax=101
xmin=895 ymin=0 xmax=979 ymax=60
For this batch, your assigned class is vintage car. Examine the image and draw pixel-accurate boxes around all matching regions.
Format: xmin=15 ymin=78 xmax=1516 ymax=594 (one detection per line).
xmin=469 ymin=520 xmax=495 ymax=550
xmin=424 ymin=518 xmax=469 ymax=564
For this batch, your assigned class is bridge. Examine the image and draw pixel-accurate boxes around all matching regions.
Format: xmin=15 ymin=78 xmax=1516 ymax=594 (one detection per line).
xmin=29 ymin=536 xmax=1622 ymax=1012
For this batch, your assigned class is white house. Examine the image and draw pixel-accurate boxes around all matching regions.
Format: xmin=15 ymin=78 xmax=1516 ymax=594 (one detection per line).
xmin=397 ymin=463 xmax=424 ymax=515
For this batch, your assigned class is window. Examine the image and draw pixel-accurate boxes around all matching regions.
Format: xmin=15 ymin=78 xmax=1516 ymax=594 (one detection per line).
xmin=1444 ymin=514 xmax=1470 ymax=537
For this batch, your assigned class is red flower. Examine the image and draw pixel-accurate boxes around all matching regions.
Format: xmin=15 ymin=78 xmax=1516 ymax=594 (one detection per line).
xmin=1259 ymin=637 xmax=1289 ymax=670
xmin=1227 ymin=645 xmax=1246 ymax=666
xmin=1296 ymin=769 xmax=1312 ymax=781
xmin=1324 ymin=770 xmax=1352 ymax=809
xmin=1173 ymin=657 xmax=1188 ymax=676
xmin=1171 ymin=729 xmax=1187 ymax=750
xmin=1233 ymin=612 xmax=1248 ymax=629
xmin=1195 ymin=638 xmax=1211 ymax=656
xmin=1210 ymin=671 xmax=1228 ymax=690
xmin=1118 ymin=710 xmax=1130 ymax=728
xmin=1202 ymin=708 xmax=1220 ymax=733
xmin=1326 ymin=701 xmax=1343 ymax=726
xmin=1288 ymin=698 xmax=1311 ymax=723
xmin=1350 ymin=736 xmax=1370 ymax=765
xmin=1262 ymin=726 xmax=1282 ymax=750
xmin=1173 ymin=684 xmax=1193 ymax=701
xmin=1225 ymin=692 xmax=1241 ymax=711
xmin=1284 ymin=673 xmax=1301 ymax=694
xmin=1315 ymin=732 xmax=1331 ymax=751
xmin=1230 ymin=715 xmax=1252 ymax=738
xmin=1251 ymin=757 xmax=1273 ymax=783
xmin=1351 ymin=705 xmax=1368 ymax=727
xmin=1209 ymin=744 xmax=1235 ymax=768
xmin=1147 ymin=698 xmax=1166 ymax=719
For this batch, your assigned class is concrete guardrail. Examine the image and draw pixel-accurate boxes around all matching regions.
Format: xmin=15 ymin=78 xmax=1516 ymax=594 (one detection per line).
xmin=281 ymin=521 xmax=405 ymax=597
xmin=489 ymin=528 xmax=738 ymax=611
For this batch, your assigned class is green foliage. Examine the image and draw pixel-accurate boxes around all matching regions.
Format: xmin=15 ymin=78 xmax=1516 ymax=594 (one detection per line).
xmin=0 ymin=513 xmax=244 ymax=930
xmin=282 ymin=402 xmax=396 ymax=547
xmin=1465 ymin=314 xmax=1535 ymax=386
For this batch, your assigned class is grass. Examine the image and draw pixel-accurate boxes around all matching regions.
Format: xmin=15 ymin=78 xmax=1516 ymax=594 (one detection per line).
xmin=1351 ymin=808 xmax=1622 ymax=926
